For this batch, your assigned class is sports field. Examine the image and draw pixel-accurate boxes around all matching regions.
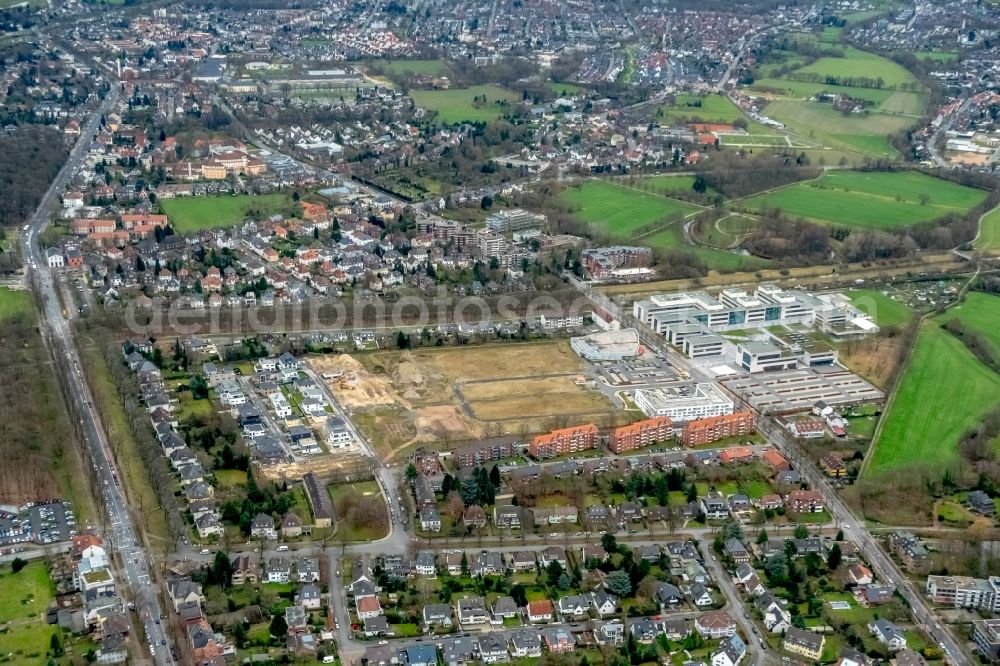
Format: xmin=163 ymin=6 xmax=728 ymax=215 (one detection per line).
xmin=560 ymin=180 xmax=699 ymax=237
xmin=409 ymin=85 xmax=520 ymax=124
xmin=744 ymin=170 xmax=988 ymax=229
xmin=656 ymin=94 xmax=750 ymax=124
xmin=847 ymin=289 xmax=913 ymax=328
xmin=866 ymin=324 xmax=1000 ymax=476
xmin=937 ymin=292 xmax=1000 ymax=357
xmin=160 ymin=193 xmax=292 ymax=234
xmin=974 ymin=205 xmax=1000 ymax=252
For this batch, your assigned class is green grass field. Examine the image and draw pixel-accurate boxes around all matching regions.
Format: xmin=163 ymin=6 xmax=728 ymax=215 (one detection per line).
xmin=377 ymin=59 xmax=451 ymax=77
xmin=975 ymin=205 xmax=1000 ymax=252
xmin=160 ymin=194 xmax=292 ymax=234
xmin=847 ymin=289 xmax=914 ymax=328
xmin=760 ymin=99 xmax=914 ymax=157
xmin=656 ymin=94 xmax=750 ymax=125
xmin=0 ymin=288 xmax=33 ymax=323
xmin=793 ymin=46 xmax=918 ymax=88
xmin=0 ymin=561 xmax=58 ymax=663
xmin=636 ymin=175 xmax=709 ymax=196
xmin=915 ymin=50 xmax=958 ymax=64
xmin=642 ymin=225 xmax=770 ymax=272
xmin=749 ymin=45 xmax=927 ymax=157
xmin=548 ymin=81 xmax=587 ymax=96
xmin=694 ymin=214 xmax=759 ymax=248
xmin=937 ymin=292 xmax=1000 ymax=358
xmin=327 ymin=481 xmax=389 ymax=542
xmin=744 ymin=170 xmax=988 ymax=229
xmin=866 ymin=324 xmax=1000 ymax=476
xmin=409 ymin=85 xmax=520 ymax=124
xmin=560 ymin=180 xmax=699 ymax=237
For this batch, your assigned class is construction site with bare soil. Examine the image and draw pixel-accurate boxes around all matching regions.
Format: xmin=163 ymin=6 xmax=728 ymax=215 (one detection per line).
xmin=307 ymin=339 xmax=627 ymax=461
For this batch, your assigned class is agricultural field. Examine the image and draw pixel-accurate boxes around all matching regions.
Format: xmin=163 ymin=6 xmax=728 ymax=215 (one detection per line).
xmin=560 ymin=180 xmax=699 ymax=238
xmin=316 ymin=341 xmax=621 ymax=459
xmin=744 ymin=170 xmax=988 ymax=229
xmin=656 ymin=93 xmax=750 ymax=125
xmin=160 ymin=193 xmax=292 ymax=234
xmin=974 ymin=205 xmax=1000 ymax=252
xmin=847 ymin=289 xmax=914 ymax=328
xmin=865 ymin=324 xmax=1000 ymax=476
xmin=408 ymin=85 xmax=521 ymax=124
xmin=937 ymin=291 xmax=1000 ymax=357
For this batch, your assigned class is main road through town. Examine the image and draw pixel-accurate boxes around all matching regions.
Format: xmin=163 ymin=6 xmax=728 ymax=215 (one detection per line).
xmin=20 ymin=81 xmax=176 ymax=664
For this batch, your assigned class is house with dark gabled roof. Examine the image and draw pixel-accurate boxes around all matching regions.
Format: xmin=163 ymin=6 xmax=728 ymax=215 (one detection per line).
xmin=509 ymin=629 xmax=542 ymax=658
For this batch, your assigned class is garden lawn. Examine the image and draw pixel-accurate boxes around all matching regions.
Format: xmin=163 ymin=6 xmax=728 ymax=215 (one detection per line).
xmin=937 ymin=291 xmax=1000 ymax=357
xmin=847 ymin=289 xmax=913 ymax=327
xmin=409 ymin=85 xmax=520 ymax=124
xmin=974 ymin=205 xmax=1000 ymax=253
xmin=560 ymin=180 xmax=698 ymax=237
xmin=866 ymin=324 xmax=1000 ymax=476
xmin=744 ymin=170 xmax=987 ymax=229
xmin=160 ymin=194 xmax=292 ymax=234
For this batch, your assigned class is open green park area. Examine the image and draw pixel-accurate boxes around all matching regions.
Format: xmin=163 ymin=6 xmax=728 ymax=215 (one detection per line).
xmin=327 ymin=480 xmax=389 ymax=542
xmin=160 ymin=194 xmax=293 ymax=234
xmin=0 ymin=561 xmax=59 ymax=662
xmin=656 ymin=93 xmax=751 ymax=125
xmin=749 ymin=45 xmax=928 ymax=157
xmin=560 ymin=180 xmax=699 ymax=238
xmin=408 ymin=85 xmax=521 ymax=124
xmin=974 ymin=205 xmax=1000 ymax=253
xmin=937 ymin=291 xmax=1000 ymax=359
xmin=547 ymin=80 xmax=587 ymax=96
xmin=793 ymin=46 xmax=918 ymax=88
xmin=865 ymin=323 xmax=1000 ymax=476
xmin=847 ymin=289 xmax=914 ymax=328
xmin=743 ymin=170 xmax=988 ymax=229
xmin=0 ymin=287 xmax=33 ymax=322
xmin=560 ymin=180 xmax=769 ymax=272
xmin=376 ymin=59 xmax=451 ymax=77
